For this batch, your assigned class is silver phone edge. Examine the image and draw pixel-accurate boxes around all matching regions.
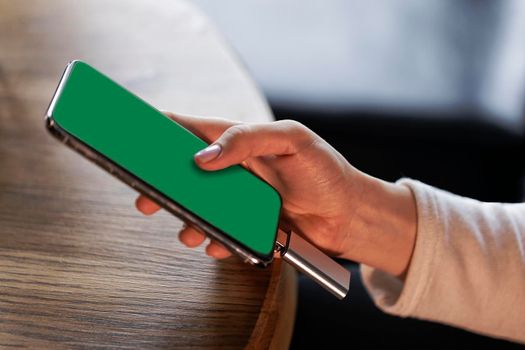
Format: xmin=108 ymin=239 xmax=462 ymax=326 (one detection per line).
xmin=275 ymin=230 xmax=351 ymax=300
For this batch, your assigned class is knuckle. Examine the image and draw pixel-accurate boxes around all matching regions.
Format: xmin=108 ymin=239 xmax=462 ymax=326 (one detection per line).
xmin=277 ymin=119 xmax=315 ymax=149
xmin=223 ymin=123 xmax=250 ymax=141
xmin=279 ymin=119 xmax=310 ymax=137
xmin=279 ymin=119 xmax=304 ymax=129
xmin=278 ymin=119 xmax=304 ymax=132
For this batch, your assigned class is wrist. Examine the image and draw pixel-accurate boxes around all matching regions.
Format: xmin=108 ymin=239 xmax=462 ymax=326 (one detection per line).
xmin=343 ymin=174 xmax=417 ymax=278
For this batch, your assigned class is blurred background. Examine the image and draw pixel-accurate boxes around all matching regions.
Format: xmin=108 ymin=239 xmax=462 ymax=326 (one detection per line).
xmin=191 ymin=0 xmax=525 ymax=348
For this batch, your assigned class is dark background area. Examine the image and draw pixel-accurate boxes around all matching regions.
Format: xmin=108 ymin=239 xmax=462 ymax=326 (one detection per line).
xmin=193 ymin=1 xmax=525 ymax=347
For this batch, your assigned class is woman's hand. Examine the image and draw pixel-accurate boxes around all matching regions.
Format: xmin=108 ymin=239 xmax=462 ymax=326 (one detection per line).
xmin=136 ymin=112 xmax=417 ymax=278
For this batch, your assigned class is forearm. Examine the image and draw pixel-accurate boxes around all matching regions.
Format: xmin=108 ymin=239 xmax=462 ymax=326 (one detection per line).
xmin=342 ymin=173 xmax=418 ymax=278
xmin=360 ymin=179 xmax=525 ymax=343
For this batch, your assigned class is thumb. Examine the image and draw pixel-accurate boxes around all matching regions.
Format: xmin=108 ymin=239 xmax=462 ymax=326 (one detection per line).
xmin=194 ymin=120 xmax=315 ymax=171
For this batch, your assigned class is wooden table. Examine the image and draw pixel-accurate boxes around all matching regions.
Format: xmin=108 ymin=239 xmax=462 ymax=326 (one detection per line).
xmin=0 ymin=1 xmax=297 ymax=348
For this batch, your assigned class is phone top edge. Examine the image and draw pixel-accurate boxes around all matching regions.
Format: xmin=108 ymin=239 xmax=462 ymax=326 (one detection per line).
xmin=45 ymin=60 xmax=80 ymax=121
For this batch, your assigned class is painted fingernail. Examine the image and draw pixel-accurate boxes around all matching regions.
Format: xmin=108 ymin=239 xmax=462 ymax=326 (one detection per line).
xmin=194 ymin=144 xmax=221 ymax=163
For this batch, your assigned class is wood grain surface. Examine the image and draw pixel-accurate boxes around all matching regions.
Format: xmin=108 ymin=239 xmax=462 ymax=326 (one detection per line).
xmin=0 ymin=0 xmax=296 ymax=348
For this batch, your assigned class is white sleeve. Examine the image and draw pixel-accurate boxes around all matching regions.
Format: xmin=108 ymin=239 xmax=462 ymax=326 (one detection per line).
xmin=360 ymin=178 xmax=525 ymax=344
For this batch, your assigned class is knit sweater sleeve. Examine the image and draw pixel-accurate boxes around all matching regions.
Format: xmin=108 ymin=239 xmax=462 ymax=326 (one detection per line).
xmin=360 ymin=179 xmax=525 ymax=343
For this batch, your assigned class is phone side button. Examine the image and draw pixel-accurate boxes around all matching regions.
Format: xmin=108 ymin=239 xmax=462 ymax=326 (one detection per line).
xmin=244 ymin=258 xmax=255 ymax=265
xmin=237 ymin=250 xmax=254 ymax=265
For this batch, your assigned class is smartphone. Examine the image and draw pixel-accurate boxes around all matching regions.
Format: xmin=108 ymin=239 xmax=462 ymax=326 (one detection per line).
xmin=46 ymin=61 xmax=351 ymax=299
xmin=45 ymin=60 xmax=281 ymax=267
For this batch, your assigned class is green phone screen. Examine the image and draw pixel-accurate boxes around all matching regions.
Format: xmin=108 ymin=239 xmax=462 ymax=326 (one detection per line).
xmin=51 ymin=61 xmax=281 ymax=257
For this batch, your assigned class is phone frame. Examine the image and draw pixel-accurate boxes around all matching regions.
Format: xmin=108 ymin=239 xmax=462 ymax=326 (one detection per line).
xmin=45 ymin=61 xmax=277 ymax=268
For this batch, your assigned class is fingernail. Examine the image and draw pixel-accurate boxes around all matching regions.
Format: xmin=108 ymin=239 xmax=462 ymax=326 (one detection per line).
xmin=194 ymin=144 xmax=221 ymax=163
